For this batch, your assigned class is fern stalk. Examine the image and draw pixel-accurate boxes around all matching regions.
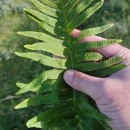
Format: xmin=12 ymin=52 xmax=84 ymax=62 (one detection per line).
xmin=15 ymin=0 xmax=126 ymax=130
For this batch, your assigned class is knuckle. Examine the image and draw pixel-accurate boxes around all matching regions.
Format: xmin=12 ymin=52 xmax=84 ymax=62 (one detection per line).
xmin=71 ymin=72 xmax=86 ymax=89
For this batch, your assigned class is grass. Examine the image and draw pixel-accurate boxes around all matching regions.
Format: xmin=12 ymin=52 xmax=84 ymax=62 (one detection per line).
xmin=0 ymin=0 xmax=130 ymax=130
xmin=0 ymin=16 xmax=22 ymax=60
xmin=0 ymin=1 xmax=44 ymax=130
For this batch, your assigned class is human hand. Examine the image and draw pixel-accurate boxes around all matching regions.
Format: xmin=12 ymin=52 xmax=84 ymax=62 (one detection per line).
xmin=64 ymin=29 xmax=130 ymax=130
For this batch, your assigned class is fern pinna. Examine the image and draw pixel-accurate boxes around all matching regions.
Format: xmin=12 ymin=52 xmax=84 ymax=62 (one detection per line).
xmin=15 ymin=0 xmax=126 ymax=129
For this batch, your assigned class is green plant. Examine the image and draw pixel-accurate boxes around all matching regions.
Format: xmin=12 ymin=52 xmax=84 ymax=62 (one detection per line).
xmin=0 ymin=0 xmax=30 ymax=18
xmin=15 ymin=0 xmax=126 ymax=129
xmin=109 ymin=0 xmax=130 ymax=12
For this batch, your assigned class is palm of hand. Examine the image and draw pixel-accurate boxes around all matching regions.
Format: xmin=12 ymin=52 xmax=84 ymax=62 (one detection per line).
xmin=97 ymin=53 xmax=130 ymax=130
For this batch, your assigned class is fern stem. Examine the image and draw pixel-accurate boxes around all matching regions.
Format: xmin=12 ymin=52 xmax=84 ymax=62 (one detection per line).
xmin=66 ymin=29 xmax=82 ymax=129
xmin=65 ymin=11 xmax=82 ymax=128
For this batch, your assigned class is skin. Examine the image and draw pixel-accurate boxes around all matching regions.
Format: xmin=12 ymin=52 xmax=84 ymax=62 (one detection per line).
xmin=63 ymin=29 xmax=130 ymax=130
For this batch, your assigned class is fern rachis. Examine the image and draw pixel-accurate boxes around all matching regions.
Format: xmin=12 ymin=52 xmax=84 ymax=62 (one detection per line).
xmin=15 ymin=0 xmax=126 ymax=129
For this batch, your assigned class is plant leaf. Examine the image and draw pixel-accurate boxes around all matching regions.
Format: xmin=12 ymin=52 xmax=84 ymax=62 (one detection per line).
xmin=69 ymin=0 xmax=104 ymax=29
xmin=63 ymin=0 xmax=79 ymax=14
xmin=24 ymin=8 xmax=57 ymax=27
xmin=76 ymin=52 xmax=103 ymax=62
xmin=27 ymin=15 xmax=65 ymax=38
xmin=26 ymin=102 xmax=73 ymax=128
xmin=88 ymin=64 xmax=126 ymax=77
xmin=15 ymin=70 xmax=63 ymax=95
xmin=75 ymin=57 xmax=124 ymax=71
xmin=31 ymin=0 xmax=58 ymax=18
xmin=15 ymin=90 xmax=73 ymax=109
xmin=17 ymin=31 xmax=63 ymax=44
xmin=78 ymin=24 xmax=114 ymax=40
xmin=15 ymin=52 xmax=68 ymax=69
xmin=41 ymin=0 xmax=58 ymax=9
xmin=24 ymin=42 xmax=69 ymax=57
xmin=76 ymin=39 xmax=122 ymax=52
xmin=67 ymin=0 xmax=93 ymax=22
xmin=77 ymin=95 xmax=109 ymax=120
xmin=16 ymin=82 xmax=42 ymax=92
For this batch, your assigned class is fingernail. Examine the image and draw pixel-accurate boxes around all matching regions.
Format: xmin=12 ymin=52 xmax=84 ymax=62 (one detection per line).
xmin=64 ymin=70 xmax=74 ymax=83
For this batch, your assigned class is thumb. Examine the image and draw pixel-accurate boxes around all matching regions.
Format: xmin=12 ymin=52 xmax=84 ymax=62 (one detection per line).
xmin=64 ymin=70 xmax=105 ymax=100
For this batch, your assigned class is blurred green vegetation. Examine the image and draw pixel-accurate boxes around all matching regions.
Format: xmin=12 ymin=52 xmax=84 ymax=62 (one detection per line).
xmin=0 ymin=0 xmax=130 ymax=130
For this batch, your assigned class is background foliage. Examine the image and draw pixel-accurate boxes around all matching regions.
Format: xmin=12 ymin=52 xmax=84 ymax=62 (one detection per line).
xmin=0 ymin=0 xmax=130 ymax=130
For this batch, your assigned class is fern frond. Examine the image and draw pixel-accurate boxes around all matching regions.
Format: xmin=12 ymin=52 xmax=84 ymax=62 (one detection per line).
xmin=63 ymin=0 xmax=79 ymax=14
xmin=26 ymin=102 xmax=74 ymax=128
xmin=76 ymin=39 xmax=122 ymax=52
xmin=24 ymin=42 xmax=67 ymax=57
xmin=39 ymin=79 xmax=67 ymax=93
xmin=15 ymin=52 xmax=68 ymax=69
xmin=78 ymin=24 xmax=114 ymax=40
xmin=16 ymin=70 xmax=63 ymax=95
xmin=15 ymin=89 xmax=73 ymax=109
xmin=41 ymin=0 xmax=58 ymax=9
xmin=24 ymin=9 xmax=57 ymax=27
xmin=76 ymin=52 xmax=103 ymax=62
xmin=15 ymin=0 xmax=126 ymax=130
xmin=66 ymin=0 xmax=93 ymax=21
xmin=16 ymin=82 xmax=42 ymax=92
xmin=17 ymin=31 xmax=63 ymax=44
xmin=31 ymin=0 xmax=58 ymax=18
xmin=27 ymin=15 xmax=65 ymax=37
xmin=77 ymin=95 xmax=109 ymax=120
xmin=76 ymin=57 xmax=124 ymax=71
xmin=69 ymin=0 xmax=104 ymax=30
xmin=89 ymin=64 xmax=126 ymax=77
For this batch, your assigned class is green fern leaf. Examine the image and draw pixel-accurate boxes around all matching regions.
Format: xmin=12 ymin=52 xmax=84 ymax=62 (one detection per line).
xmin=15 ymin=0 xmax=126 ymax=130
xmin=16 ymin=82 xmax=42 ymax=92
xmin=66 ymin=0 xmax=93 ymax=21
xmin=31 ymin=0 xmax=58 ymax=18
xmin=16 ymin=70 xmax=63 ymax=95
xmin=63 ymin=0 xmax=79 ymax=14
xmin=15 ymin=89 xmax=73 ymax=109
xmin=69 ymin=0 xmax=104 ymax=30
xmin=17 ymin=31 xmax=63 ymax=44
xmin=76 ymin=57 xmax=124 ymax=71
xmin=24 ymin=42 xmax=68 ymax=57
xmin=24 ymin=9 xmax=57 ymax=26
xmin=88 ymin=64 xmax=126 ymax=77
xmin=27 ymin=15 xmax=65 ymax=37
xmin=77 ymin=95 xmax=109 ymax=120
xmin=76 ymin=39 xmax=122 ymax=52
xmin=41 ymin=0 xmax=58 ymax=9
xmin=76 ymin=52 xmax=103 ymax=62
xmin=78 ymin=24 xmax=114 ymax=40
xmin=26 ymin=102 xmax=74 ymax=128
xmin=15 ymin=52 xmax=68 ymax=69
